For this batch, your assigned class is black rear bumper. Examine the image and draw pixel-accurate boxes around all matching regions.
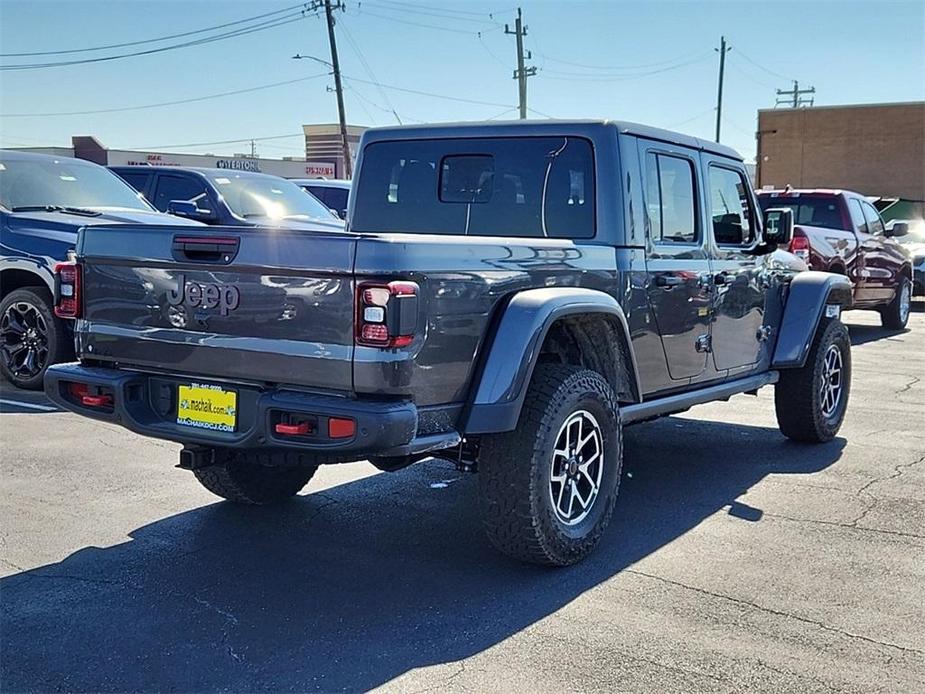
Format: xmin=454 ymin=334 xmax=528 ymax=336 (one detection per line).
xmin=43 ymin=363 xmax=450 ymax=458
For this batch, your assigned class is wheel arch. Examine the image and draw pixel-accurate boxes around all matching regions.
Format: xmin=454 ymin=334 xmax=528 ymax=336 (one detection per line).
xmin=772 ymin=271 xmax=854 ymax=369
xmin=1 ymin=267 xmax=52 ymax=299
xmin=463 ymin=287 xmax=641 ymax=435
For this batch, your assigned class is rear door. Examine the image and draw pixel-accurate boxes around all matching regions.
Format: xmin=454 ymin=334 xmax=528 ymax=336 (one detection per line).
xmin=858 ymin=199 xmax=901 ymax=304
xmin=76 ymin=225 xmax=358 ymax=392
xmin=639 ymin=140 xmax=712 ymax=383
xmin=702 ymin=157 xmax=765 ymax=373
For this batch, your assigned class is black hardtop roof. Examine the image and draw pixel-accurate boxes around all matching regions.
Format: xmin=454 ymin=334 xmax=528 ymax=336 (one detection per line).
xmin=359 ymin=119 xmax=743 ymax=161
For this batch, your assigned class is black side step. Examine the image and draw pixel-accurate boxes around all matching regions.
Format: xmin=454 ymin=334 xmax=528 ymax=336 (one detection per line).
xmin=620 ymin=371 xmax=779 ymax=425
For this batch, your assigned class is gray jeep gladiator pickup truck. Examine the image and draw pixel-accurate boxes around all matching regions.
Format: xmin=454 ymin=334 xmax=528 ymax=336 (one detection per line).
xmin=45 ymin=121 xmax=853 ymax=566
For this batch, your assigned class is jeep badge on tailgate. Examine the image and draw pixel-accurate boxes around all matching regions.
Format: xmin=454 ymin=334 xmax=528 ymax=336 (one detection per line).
xmin=167 ymin=274 xmax=240 ymax=316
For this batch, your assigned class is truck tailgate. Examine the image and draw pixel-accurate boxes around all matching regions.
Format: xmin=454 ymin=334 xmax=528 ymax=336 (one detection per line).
xmin=76 ymin=224 xmax=357 ymax=392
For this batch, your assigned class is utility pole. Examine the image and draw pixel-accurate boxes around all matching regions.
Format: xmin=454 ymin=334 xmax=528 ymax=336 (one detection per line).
xmin=714 ymin=36 xmax=731 ymax=142
xmin=249 ymin=139 xmax=257 ymax=158
xmin=776 ymin=80 xmax=815 ymax=108
xmin=318 ymin=0 xmax=351 ymax=178
xmin=505 ymin=8 xmax=536 ymax=119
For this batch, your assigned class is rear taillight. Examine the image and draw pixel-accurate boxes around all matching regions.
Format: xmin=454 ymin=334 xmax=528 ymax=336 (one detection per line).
xmin=789 ymin=233 xmax=810 ymax=263
xmin=54 ymin=261 xmax=81 ymax=318
xmin=356 ymin=281 xmax=419 ymax=348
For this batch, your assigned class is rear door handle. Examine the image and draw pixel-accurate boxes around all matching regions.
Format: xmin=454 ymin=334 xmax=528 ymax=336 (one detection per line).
xmin=655 ymin=275 xmax=683 ymax=288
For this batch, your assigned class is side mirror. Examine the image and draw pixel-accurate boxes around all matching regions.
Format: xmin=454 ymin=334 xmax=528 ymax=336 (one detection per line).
xmin=763 ymin=207 xmax=794 ymax=246
xmin=167 ymin=199 xmax=216 ymax=223
xmin=885 ymin=221 xmax=908 ymax=238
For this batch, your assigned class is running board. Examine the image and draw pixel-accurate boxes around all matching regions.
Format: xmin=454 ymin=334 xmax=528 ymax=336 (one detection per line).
xmin=620 ymin=372 xmax=779 ymax=425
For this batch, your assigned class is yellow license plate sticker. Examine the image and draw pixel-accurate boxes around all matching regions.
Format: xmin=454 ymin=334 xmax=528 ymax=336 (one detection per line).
xmin=177 ymin=383 xmax=237 ymax=432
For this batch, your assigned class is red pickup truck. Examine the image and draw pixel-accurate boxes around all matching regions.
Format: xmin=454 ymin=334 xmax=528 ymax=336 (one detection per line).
xmin=758 ymin=188 xmax=913 ymax=329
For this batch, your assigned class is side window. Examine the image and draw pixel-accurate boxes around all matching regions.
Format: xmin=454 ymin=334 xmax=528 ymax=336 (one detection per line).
xmin=645 ymin=152 xmax=698 ymax=244
xmin=117 ymin=171 xmax=151 ymax=194
xmin=305 ymin=186 xmax=330 ymax=207
xmin=326 ymin=187 xmax=349 ymax=213
xmin=708 ymin=165 xmax=754 ymax=246
xmin=861 ymin=201 xmax=885 ymax=235
xmin=848 ymin=199 xmax=868 ymax=234
xmin=153 ymin=175 xmax=210 ymax=213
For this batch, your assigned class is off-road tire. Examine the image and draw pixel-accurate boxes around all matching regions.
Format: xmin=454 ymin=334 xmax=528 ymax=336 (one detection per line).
xmin=193 ymin=450 xmax=318 ymax=504
xmin=880 ymin=277 xmax=911 ymax=330
xmin=775 ymin=318 xmax=851 ymax=443
xmin=0 ymin=286 xmax=73 ymax=390
xmin=477 ymin=364 xmax=622 ymax=566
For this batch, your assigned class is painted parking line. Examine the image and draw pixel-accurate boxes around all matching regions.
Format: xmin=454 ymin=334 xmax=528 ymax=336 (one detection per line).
xmin=0 ymin=399 xmax=59 ymax=412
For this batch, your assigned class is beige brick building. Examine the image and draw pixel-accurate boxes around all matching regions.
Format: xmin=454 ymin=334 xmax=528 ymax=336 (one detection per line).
xmin=756 ymin=102 xmax=925 ymax=201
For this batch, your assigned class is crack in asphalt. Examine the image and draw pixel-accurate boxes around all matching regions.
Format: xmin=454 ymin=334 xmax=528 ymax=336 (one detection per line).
xmin=762 ymin=512 xmax=925 ymax=542
xmin=895 ymin=376 xmax=920 ymax=396
xmin=192 ymin=594 xmax=246 ymax=663
xmin=625 ymin=568 xmax=923 ymax=657
xmin=849 ymin=455 xmax=925 ymax=528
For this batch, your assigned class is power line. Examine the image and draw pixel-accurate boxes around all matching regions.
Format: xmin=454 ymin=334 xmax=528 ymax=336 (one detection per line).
xmin=1 ymin=11 xmax=318 ymax=70
xmin=368 ymin=0 xmax=496 ymax=17
xmin=350 ymin=8 xmax=484 ymax=35
xmin=536 ymin=53 xmax=712 ymax=82
xmin=531 ymin=48 xmax=713 ymax=72
xmin=1 ymin=74 xmax=330 ymax=117
xmin=733 ymin=48 xmax=797 ymax=82
xmin=0 ymin=3 xmax=310 ymax=57
xmin=344 ymin=74 xmax=514 ymax=108
xmin=362 ymin=0 xmax=500 ymax=25
xmin=134 ymin=133 xmax=305 ymax=150
xmin=338 ymin=18 xmax=402 ymax=123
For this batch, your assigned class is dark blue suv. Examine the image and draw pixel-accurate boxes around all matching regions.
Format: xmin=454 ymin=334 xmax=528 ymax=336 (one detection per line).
xmin=110 ymin=166 xmax=344 ymax=231
xmin=0 ymin=150 xmax=202 ymax=389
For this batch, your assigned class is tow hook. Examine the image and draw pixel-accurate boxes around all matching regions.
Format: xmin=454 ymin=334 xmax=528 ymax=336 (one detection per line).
xmin=177 ymin=446 xmax=216 ymax=470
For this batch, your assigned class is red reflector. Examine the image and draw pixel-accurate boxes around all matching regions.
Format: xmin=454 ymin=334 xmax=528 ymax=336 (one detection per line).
xmin=790 ymin=235 xmax=810 ymax=251
xmin=81 ymin=394 xmax=113 ymax=408
xmin=68 ymin=382 xmax=89 ymax=399
xmin=328 ymin=417 xmax=355 ymax=439
xmin=390 ymin=335 xmax=413 ymax=347
xmin=274 ymin=421 xmax=312 ymax=436
xmin=360 ymin=323 xmax=389 ymax=343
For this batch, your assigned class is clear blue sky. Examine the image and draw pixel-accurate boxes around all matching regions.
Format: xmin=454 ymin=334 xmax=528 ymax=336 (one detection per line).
xmin=1 ymin=0 xmax=923 ymax=162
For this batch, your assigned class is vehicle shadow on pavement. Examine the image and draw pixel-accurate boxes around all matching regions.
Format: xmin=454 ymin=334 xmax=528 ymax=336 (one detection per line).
xmin=846 ymin=323 xmax=910 ymax=346
xmin=1 ymin=417 xmax=845 ymax=692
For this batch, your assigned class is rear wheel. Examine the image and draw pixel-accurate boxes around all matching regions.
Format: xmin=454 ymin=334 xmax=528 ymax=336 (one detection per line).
xmin=0 ymin=287 xmax=72 ymax=390
xmin=193 ymin=450 xmax=318 ymax=504
xmin=880 ymin=277 xmax=911 ymax=329
xmin=477 ymin=364 xmax=622 ymax=566
xmin=775 ymin=319 xmax=851 ymax=443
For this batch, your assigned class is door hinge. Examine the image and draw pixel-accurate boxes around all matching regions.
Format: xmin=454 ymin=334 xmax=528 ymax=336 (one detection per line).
xmin=695 ymin=334 xmax=712 ymax=353
xmin=756 ymin=325 xmax=773 ymax=342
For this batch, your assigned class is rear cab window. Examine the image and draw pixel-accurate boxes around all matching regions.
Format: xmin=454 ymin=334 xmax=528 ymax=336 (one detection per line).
xmin=351 ymin=137 xmax=595 ymax=238
xmin=758 ymin=194 xmax=845 ymax=231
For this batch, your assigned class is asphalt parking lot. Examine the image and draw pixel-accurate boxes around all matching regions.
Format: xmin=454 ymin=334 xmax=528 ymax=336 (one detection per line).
xmin=1 ymin=306 xmax=922 ymax=694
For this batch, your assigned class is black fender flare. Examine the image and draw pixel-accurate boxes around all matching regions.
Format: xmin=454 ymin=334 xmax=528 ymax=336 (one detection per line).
xmin=772 ymin=271 xmax=854 ymax=369
xmin=463 ymin=287 xmax=641 ymax=435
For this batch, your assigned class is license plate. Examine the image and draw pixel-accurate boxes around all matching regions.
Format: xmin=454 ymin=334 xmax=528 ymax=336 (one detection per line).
xmin=177 ymin=383 xmax=237 ymax=432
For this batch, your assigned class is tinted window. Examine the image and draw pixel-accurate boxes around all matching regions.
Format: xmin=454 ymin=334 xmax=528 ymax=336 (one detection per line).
xmin=709 ymin=165 xmax=754 ymax=245
xmin=757 ymin=195 xmax=844 ymax=230
xmin=645 ymin=152 xmax=697 ymax=244
xmin=352 ymin=137 xmax=595 ymax=238
xmin=0 ymin=157 xmax=151 ymax=211
xmin=305 ymin=186 xmax=331 ymax=206
xmin=848 ymin=199 xmax=868 ymax=234
xmin=153 ymin=175 xmax=210 ymax=213
xmin=116 ymin=171 xmax=151 ymax=194
xmin=861 ymin=201 xmax=885 ymax=234
xmin=325 ymin=187 xmax=349 ymax=213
